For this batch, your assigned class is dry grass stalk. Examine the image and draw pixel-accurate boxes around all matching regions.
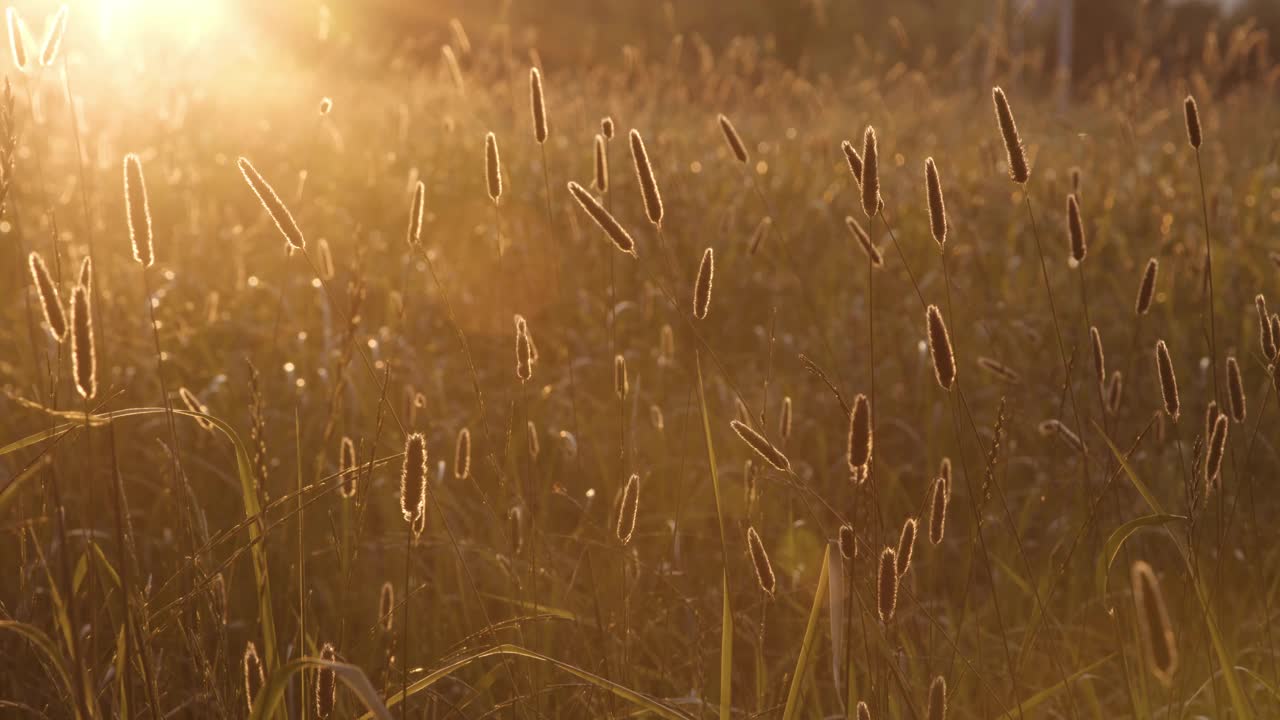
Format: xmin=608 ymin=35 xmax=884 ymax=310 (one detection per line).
xmin=1038 ymin=419 xmax=1086 ymax=454
xmin=179 ymin=387 xmax=214 ymax=432
xmin=927 ymin=675 xmax=947 ymax=720
xmin=1106 ymin=371 xmax=1124 ymax=415
xmin=593 ymin=135 xmax=608 ymax=192
xmin=338 ymin=437 xmax=357 ymax=497
xmin=841 ymin=140 xmax=864 ymax=183
xmin=1204 ymin=414 xmax=1228 ymax=493
xmin=379 ymin=581 xmax=394 ymax=631
xmin=976 ymin=356 xmax=1021 ymax=384
xmin=39 ymin=5 xmax=67 ymax=68
xmin=6 ymin=8 xmax=29 ymax=72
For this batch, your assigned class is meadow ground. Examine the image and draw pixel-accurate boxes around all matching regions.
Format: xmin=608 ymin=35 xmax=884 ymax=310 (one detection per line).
xmin=2 ymin=5 xmax=1280 ymax=719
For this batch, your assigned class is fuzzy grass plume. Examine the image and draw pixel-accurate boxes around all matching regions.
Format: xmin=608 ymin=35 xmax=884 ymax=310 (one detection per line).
xmin=928 ymin=477 xmax=948 ymax=544
xmin=400 ymin=433 xmax=427 ymax=523
xmin=976 ymin=356 xmax=1020 ymax=384
xmin=877 ymin=547 xmax=899 ymax=623
xmin=238 ymin=157 xmax=305 ymax=250
xmin=244 ymin=641 xmax=264 ymax=714
xmin=925 ymin=157 xmax=946 ymax=247
xmin=485 ymin=132 xmax=502 ymax=203
xmin=530 ymin=67 xmax=548 ymax=143
xmin=1183 ymin=95 xmax=1202 ymax=149
xmin=617 ymin=473 xmax=639 ymax=545
xmin=860 ymin=126 xmax=881 ymax=217
xmin=28 ymin=251 xmax=67 ymax=342
xmin=1132 ymin=560 xmax=1178 ymax=688
xmin=693 ymin=247 xmax=714 ymax=319
xmin=730 ymin=419 xmax=790 ymax=471
xmin=124 ymin=153 xmax=155 ymax=267
xmin=717 ymin=113 xmax=748 ymax=163
xmin=614 ymin=354 xmax=629 ymax=400
xmin=339 ymin=436 xmax=357 ymax=497
xmin=567 ymin=181 xmax=636 ymax=256
xmin=926 ymin=304 xmax=956 ymax=390
xmin=629 ymin=129 xmax=663 ymax=225
xmin=70 ymin=285 xmax=95 ymax=400
xmin=1067 ymin=194 xmax=1086 ymax=262
xmin=992 ymin=86 xmax=1029 ymax=183
xmin=454 ymin=427 xmax=471 ymax=479
xmin=1226 ymin=356 xmax=1245 ymax=422
xmin=844 ymin=216 xmax=884 ymax=267
xmin=1155 ymin=340 xmax=1180 ymax=421
xmin=1137 ymin=259 xmax=1158 ymax=315
xmin=593 ymin=134 xmax=608 ymax=192
xmin=746 ymin=526 xmax=775 ymax=596
xmin=895 ymin=518 xmax=918 ymax=576
xmin=407 ymin=181 xmax=425 ymax=245
xmin=847 ymin=393 xmax=872 ymax=472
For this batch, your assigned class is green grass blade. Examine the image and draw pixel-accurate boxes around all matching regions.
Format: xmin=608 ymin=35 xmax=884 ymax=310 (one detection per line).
xmin=782 ymin=544 xmax=831 ymax=720
xmin=0 ymin=621 xmax=75 ymax=710
xmin=1094 ymin=514 xmax=1184 ymax=598
xmin=694 ymin=353 xmax=733 ymax=718
xmin=990 ymin=653 xmax=1114 ymax=719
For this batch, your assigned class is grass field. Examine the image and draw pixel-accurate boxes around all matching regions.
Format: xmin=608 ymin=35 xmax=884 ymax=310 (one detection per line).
xmin=2 ymin=3 xmax=1280 ymax=718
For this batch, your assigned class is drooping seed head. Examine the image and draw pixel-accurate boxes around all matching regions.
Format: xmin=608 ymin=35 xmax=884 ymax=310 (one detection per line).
xmin=38 ymin=5 xmax=67 ymax=68
xmin=616 ymin=473 xmax=639 ymax=545
xmin=895 ymin=518 xmax=918 ymax=576
xmin=244 ymin=641 xmax=265 ymax=714
xmin=238 ymin=157 xmax=305 ymax=250
xmin=926 ymin=305 xmax=956 ymax=390
xmin=123 ymin=153 xmax=155 ymax=267
xmin=1131 ymin=560 xmax=1178 ymax=688
xmin=179 ymin=387 xmax=214 ymax=432
xmin=992 ymin=87 xmax=1030 ymax=183
xmin=841 ymin=140 xmax=864 ymax=184
xmin=70 ymin=285 xmax=95 ymax=400
xmin=925 ymin=157 xmax=947 ymax=247
xmin=1183 ymin=95 xmax=1202 ymax=149
xmin=1226 ymin=357 xmax=1246 ymax=422
xmin=529 ymin=67 xmax=548 ymax=143
xmin=693 ymin=247 xmax=714 ymax=319
xmin=844 ymin=216 xmax=884 ymax=267
xmin=1090 ymin=327 xmax=1105 ymax=384
xmin=399 ymin=433 xmax=427 ymax=523
xmin=927 ymin=675 xmax=947 ymax=720
xmin=717 ymin=113 xmax=748 ymax=163
xmin=593 ymin=135 xmax=609 ymax=192
xmin=860 ymin=126 xmax=881 ymax=217
xmin=28 ymin=252 xmax=67 ymax=342
xmin=928 ymin=477 xmax=948 ymax=544
xmin=614 ymin=354 xmax=629 ymax=400
xmin=1155 ymin=340 xmax=1180 ymax=421
xmin=1067 ymin=194 xmax=1086 ymax=262
xmin=629 ymin=129 xmax=663 ymax=226
xmin=839 ymin=524 xmax=856 ymax=559
xmin=1038 ymin=419 xmax=1086 ymax=454
xmin=567 ymin=181 xmax=637 ymax=256
xmin=337 ymin=436 xmax=357 ymax=497
xmin=877 ymin=547 xmax=899 ymax=623
xmin=1136 ymin=258 xmax=1158 ymax=315
xmin=847 ymin=393 xmax=873 ymax=472
xmin=484 ymin=132 xmax=502 ymax=203
xmin=407 ymin=181 xmax=425 ymax=246
xmin=730 ymin=419 xmax=790 ymax=471
xmin=976 ymin=356 xmax=1021 ymax=384
xmin=454 ymin=427 xmax=471 ymax=479
xmin=746 ymin=526 xmax=776 ymax=596
xmin=778 ymin=396 xmax=792 ymax=441
xmin=315 ymin=642 xmax=337 ymax=719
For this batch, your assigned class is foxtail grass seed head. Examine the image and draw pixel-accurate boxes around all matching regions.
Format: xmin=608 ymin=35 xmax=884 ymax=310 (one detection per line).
xmin=693 ymin=247 xmax=714 ymax=319
xmin=28 ymin=252 xmax=66 ymax=342
xmin=508 ymin=506 xmax=524 ymax=554
xmin=318 ymin=97 xmax=332 ymax=115
xmin=1067 ymin=194 xmax=1086 ymax=262
xmin=629 ymin=129 xmax=663 ymax=225
xmin=527 ymin=421 xmax=541 ymax=460
xmin=1155 ymin=340 xmax=1180 ymax=421
xmin=441 ymin=44 xmax=464 ymax=93
xmin=238 ymin=157 xmax=305 ymax=250
xmin=928 ymin=477 xmax=948 ymax=544
xmin=70 ymin=285 xmax=95 ymax=400
xmin=1132 ymin=560 xmax=1178 ymax=688
xmin=614 ymin=354 xmax=629 ymax=399
xmin=845 ymin=216 xmax=884 ymax=267
xmin=860 ymin=126 xmax=881 ymax=217
xmin=857 ymin=702 xmax=871 ymax=720
xmin=747 ymin=526 xmax=776 ymax=596
xmin=926 ymin=305 xmax=956 ymax=390
xmin=896 ymin=518 xmax=918 ymax=576
xmin=485 ymin=132 xmax=502 ymax=203
xmin=730 ymin=419 xmax=790 ymax=471
xmin=976 ymin=356 xmax=1021 ymax=384
xmin=779 ymin=396 xmax=793 ymax=441
xmin=400 ymin=433 xmax=427 ymax=523
xmin=454 ymin=427 xmax=471 ymax=479
xmin=77 ymin=255 xmax=92 ymax=297
xmin=992 ymin=87 xmax=1029 ymax=183
xmin=316 ymin=643 xmax=337 ymax=719
xmin=244 ymin=641 xmax=265 ymax=714
xmin=1272 ymin=314 xmax=1280 ymax=355
xmin=412 ymin=501 xmax=426 ymax=538
xmin=516 ymin=321 xmax=533 ymax=382
xmin=530 ymin=67 xmax=548 ymax=143
xmin=601 ymin=116 xmax=614 ymax=140
xmin=180 ymin=387 xmax=214 ymax=432
xmin=593 ymin=134 xmax=608 ymax=192
xmin=927 ymin=676 xmax=947 ymax=720
xmin=650 ymin=404 xmax=665 ymax=431
xmin=847 ymin=393 xmax=872 ymax=472
xmin=717 ymin=113 xmax=748 ymax=163
xmin=839 ymin=524 xmax=856 ymax=559
xmin=124 ymin=153 xmax=155 ymax=267
xmin=925 ymin=157 xmax=947 ymax=247
xmin=1038 ymin=419 xmax=1086 ymax=454
xmin=1107 ymin=371 xmax=1124 ymax=415
xmin=1090 ymin=327 xmax=1105 ymax=384
xmin=1184 ymin=95 xmax=1202 ymax=149
xmin=407 ymin=181 xmax=425 ymax=245
xmin=38 ymin=5 xmax=67 ymax=67
xmin=567 ymin=181 xmax=637 ymax=256
xmin=338 ymin=436 xmax=357 ymax=497
xmin=6 ymin=8 xmax=29 ymax=72
xmin=1136 ymin=258 xmax=1158 ymax=315
xmin=379 ymin=582 xmax=394 ymax=632
xmin=841 ymin=140 xmax=864 ymax=184
xmin=617 ymin=473 xmax=639 ymax=545
xmin=877 ymin=547 xmax=899 ymax=623
xmin=939 ymin=457 xmax=952 ymax=495
xmin=1205 ymin=414 xmax=1228 ymax=491
xmin=1226 ymin=356 xmax=1246 ymax=422
xmin=1257 ymin=295 xmax=1275 ymax=359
